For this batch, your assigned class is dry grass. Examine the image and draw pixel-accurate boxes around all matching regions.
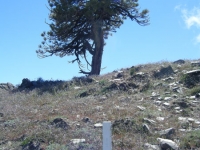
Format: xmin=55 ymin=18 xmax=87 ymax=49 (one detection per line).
xmin=0 ymin=59 xmax=200 ymax=149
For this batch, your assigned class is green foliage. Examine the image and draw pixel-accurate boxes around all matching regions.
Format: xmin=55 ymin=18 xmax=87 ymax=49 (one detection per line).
xmin=130 ymin=67 xmax=136 ymax=76
xmin=180 ymin=130 xmax=200 ymax=149
xmin=46 ymin=143 xmax=68 ymax=150
xmin=180 ymin=73 xmax=199 ymax=88
xmin=37 ymin=0 xmax=149 ymax=75
xmin=189 ymin=86 xmax=200 ymax=96
xmin=20 ymin=137 xmax=34 ymax=146
xmin=181 ymin=108 xmax=192 ymax=117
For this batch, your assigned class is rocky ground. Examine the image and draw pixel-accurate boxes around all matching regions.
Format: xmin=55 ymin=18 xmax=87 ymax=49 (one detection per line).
xmin=1 ymin=59 xmax=200 ymax=150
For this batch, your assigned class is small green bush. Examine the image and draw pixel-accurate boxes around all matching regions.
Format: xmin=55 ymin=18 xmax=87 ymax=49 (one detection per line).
xmin=180 ymin=74 xmax=199 ymax=88
xmin=130 ymin=67 xmax=136 ymax=76
xmin=46 ymin=143 xmax=67 ymax=150
xmin=180 ymin=130 xmax=200 ymax=149
xmin=189 ymin=86 xmax=200 ymax=96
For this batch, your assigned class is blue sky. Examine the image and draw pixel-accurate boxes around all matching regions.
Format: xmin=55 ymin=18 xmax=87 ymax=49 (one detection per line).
xmin=1 ymin=0 xmax=200 ymax=85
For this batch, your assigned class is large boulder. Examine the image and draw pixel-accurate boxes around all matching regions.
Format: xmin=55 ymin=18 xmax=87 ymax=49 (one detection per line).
xmin=153 ymin=65 xmax=174 ymax=79
xmin=157 ymin=138 xmax=179 ymax=150
xmin=0 ymin=82 xmax=15 ymax=91
xmin=181 ymin=69 xmax=200 ymax=87
xmin=50 ymin=118 xmax=69 ymax=130
xmin=173 ymin=59 xmax=185 ymax=64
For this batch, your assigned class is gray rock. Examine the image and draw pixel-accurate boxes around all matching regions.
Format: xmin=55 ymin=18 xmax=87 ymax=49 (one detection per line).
xmin=74 ymin=86 xmax=81 ymax=90
xmin=142 ymin=123 xmax=151 ymax=134
xmin=144 ymin=143 xmax=160 ymax=150
xmin=50 ymin=118 xmax=69 ymax=130
xmin=162 ymin=77 xmax=174 ymax=81
xmin=158 ymin=128 xmax=175 ymax=139
xmin=0 ymin=83 xmax=15 ymax=91
xmin=0 ymin=113 xmax=4 ymax=117
xmin=71 ymin=139 xmax=85 ymax=144
xmin=164 ymin=97 xmax=172 ymax=101
xmin=153 ymin=65 xmax=174 ymax=79
xmin=182 ymin=69 xmax=200 ymax=87
xmin=137 ymin=106 xmax=146 ymax=111
xmin=157 ymin=138 xmax=179 ymax=150
xmin=185 ymin=69 xmax=200 ymax=75
xmin=22 ymin=140 xmax=40 ymax=150
xmin=114 ymin=72 xmax=124 ymax=78
xmin=94 ymin=123 xmax=103 ymax=128
xmin=191 ymin=61 xmax=200 ymax=67
xmin=172 ymin=99 xmax=190 ymax=108
xmin=82 ymin=117 xmax=90 ymax=123
xmin=173 ymin=59 xmax=185 ymax=64
xmin=143 ymin=118 xmax=156 ymax=125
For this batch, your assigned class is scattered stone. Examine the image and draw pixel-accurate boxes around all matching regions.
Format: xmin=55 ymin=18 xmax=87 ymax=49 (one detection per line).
xmin=153 ymin=65 xmax=174 ymax=79
xmin=51 ymin=118 xmax=69 ymax=130
xmin=82 ymin=117 xmax=90 ymax=123
xmin=22 ymin=140 xmax=40 ymax=150
xmin=188 ymin=118 xmax=195 ymax=123
xmin=95 ymin=106 xmax=103 ymax=111
xmin=185 ymin=69 xmax=200 ymax=74
xmin=158 ymin=128 xmax=175 ymax=139
xmin=151 ymin=92 xmax=160 ymax=97
xmin=162 ymin=77 xmax=174 ymax=81
xmin=118 ymin=96 xmax=131 ymax=102
xmin=0 ymin=113 xmax=3 ymax=117
xmin=74 ymin=86 xmax=81 ymax=90
xmin=163 ymin=102 xmax=170 ymax=106
xmin=157 ymin=138 xmax=179 ymax=150
xmin=71 ymin=139 xmax=85 ymax=144
xmin=0 ymin=83 xmax=15 ymax=91
xmin=154 ymin=101 xmax=162 ymax=106
xmin=99 ymin=96 xmax=107 ymax=101
xmin=143 ymin=118 xmax=156 ymax=125
xmin=173 ymin=99 xmax=190 ymax=108
xmin=94 ymin=123 xmax=103 ymax=128
xmin=174 ymin=107 xmax=180 ymax=110
xmin=114 ymin=72 xmax=124 ymax=78
xmin=142 ymin=123 xmax=151 ymax=134
xmin=189 ymin=96 xmax=196 ymax=99
xmin=191 ymin=61 xmax=200 ymax=67
xmin=156 ymin=117 xmax=165 ymax=121
xmin=112 ymin=118 xmax=135 ymax=132
xmin=181 ymin=121 xmax=190 ymax=129
xmin=178 ymin=117 xmax=187 ymax=122
xmin=173 ymin=59 xmax=185 ymax=64
xmin=172 ymin=94 xmax=178 ymax=98
xmin=79 ymin=91 xmax=90 ymax=98
xmin=137 ymin=106 xmax=146 ymax=111
xmin=165 ymin=92 xmax=171 ymax=95
xmin=144 ymin=143 xmax=160 ymax=150
xmin=169 ymin=82 xmax=178 ymax=87
xmin=164 ymin=97 xmax=172 ymax=101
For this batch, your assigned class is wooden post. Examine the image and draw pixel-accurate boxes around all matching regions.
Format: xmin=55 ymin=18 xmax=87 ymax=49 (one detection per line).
xmin=103 ymin=121 xmax=112 ymax=150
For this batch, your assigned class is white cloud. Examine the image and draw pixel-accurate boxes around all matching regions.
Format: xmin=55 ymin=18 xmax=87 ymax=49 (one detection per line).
xmin=174 ymin=5 xmax=181 ymax=11
xmin=181 ymin=7 xmax=200 ymax=29
xmin=196 ymin=34 xmax=200 ymax=43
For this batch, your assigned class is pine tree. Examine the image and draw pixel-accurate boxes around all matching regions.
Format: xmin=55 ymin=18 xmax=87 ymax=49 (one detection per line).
xmin=37 ymin=0 xmax=149 ymax=75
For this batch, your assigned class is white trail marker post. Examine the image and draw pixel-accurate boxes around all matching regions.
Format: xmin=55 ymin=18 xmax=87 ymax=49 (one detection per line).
xmin=103 ymin=121 xmax=112 ymax=150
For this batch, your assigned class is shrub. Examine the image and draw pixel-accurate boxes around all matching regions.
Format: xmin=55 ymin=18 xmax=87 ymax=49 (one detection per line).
xmin=180 ymin=73 xmax=199 ymax=88
xmin=189 ymin=86 xmax=200 ymax=96
xmin=130 ymin=67 xmax=136 ymax=76
xmin=180 ymin=130 xmax=200 ymax=149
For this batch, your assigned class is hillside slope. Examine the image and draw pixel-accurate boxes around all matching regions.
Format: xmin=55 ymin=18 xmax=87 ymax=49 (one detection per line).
xmin=1 ymin=59 xmax=200 ymax=149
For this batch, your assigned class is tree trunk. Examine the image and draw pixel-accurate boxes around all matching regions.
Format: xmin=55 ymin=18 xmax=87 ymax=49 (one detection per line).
xmin=90 ymin=20 xmax=104 ymax=75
